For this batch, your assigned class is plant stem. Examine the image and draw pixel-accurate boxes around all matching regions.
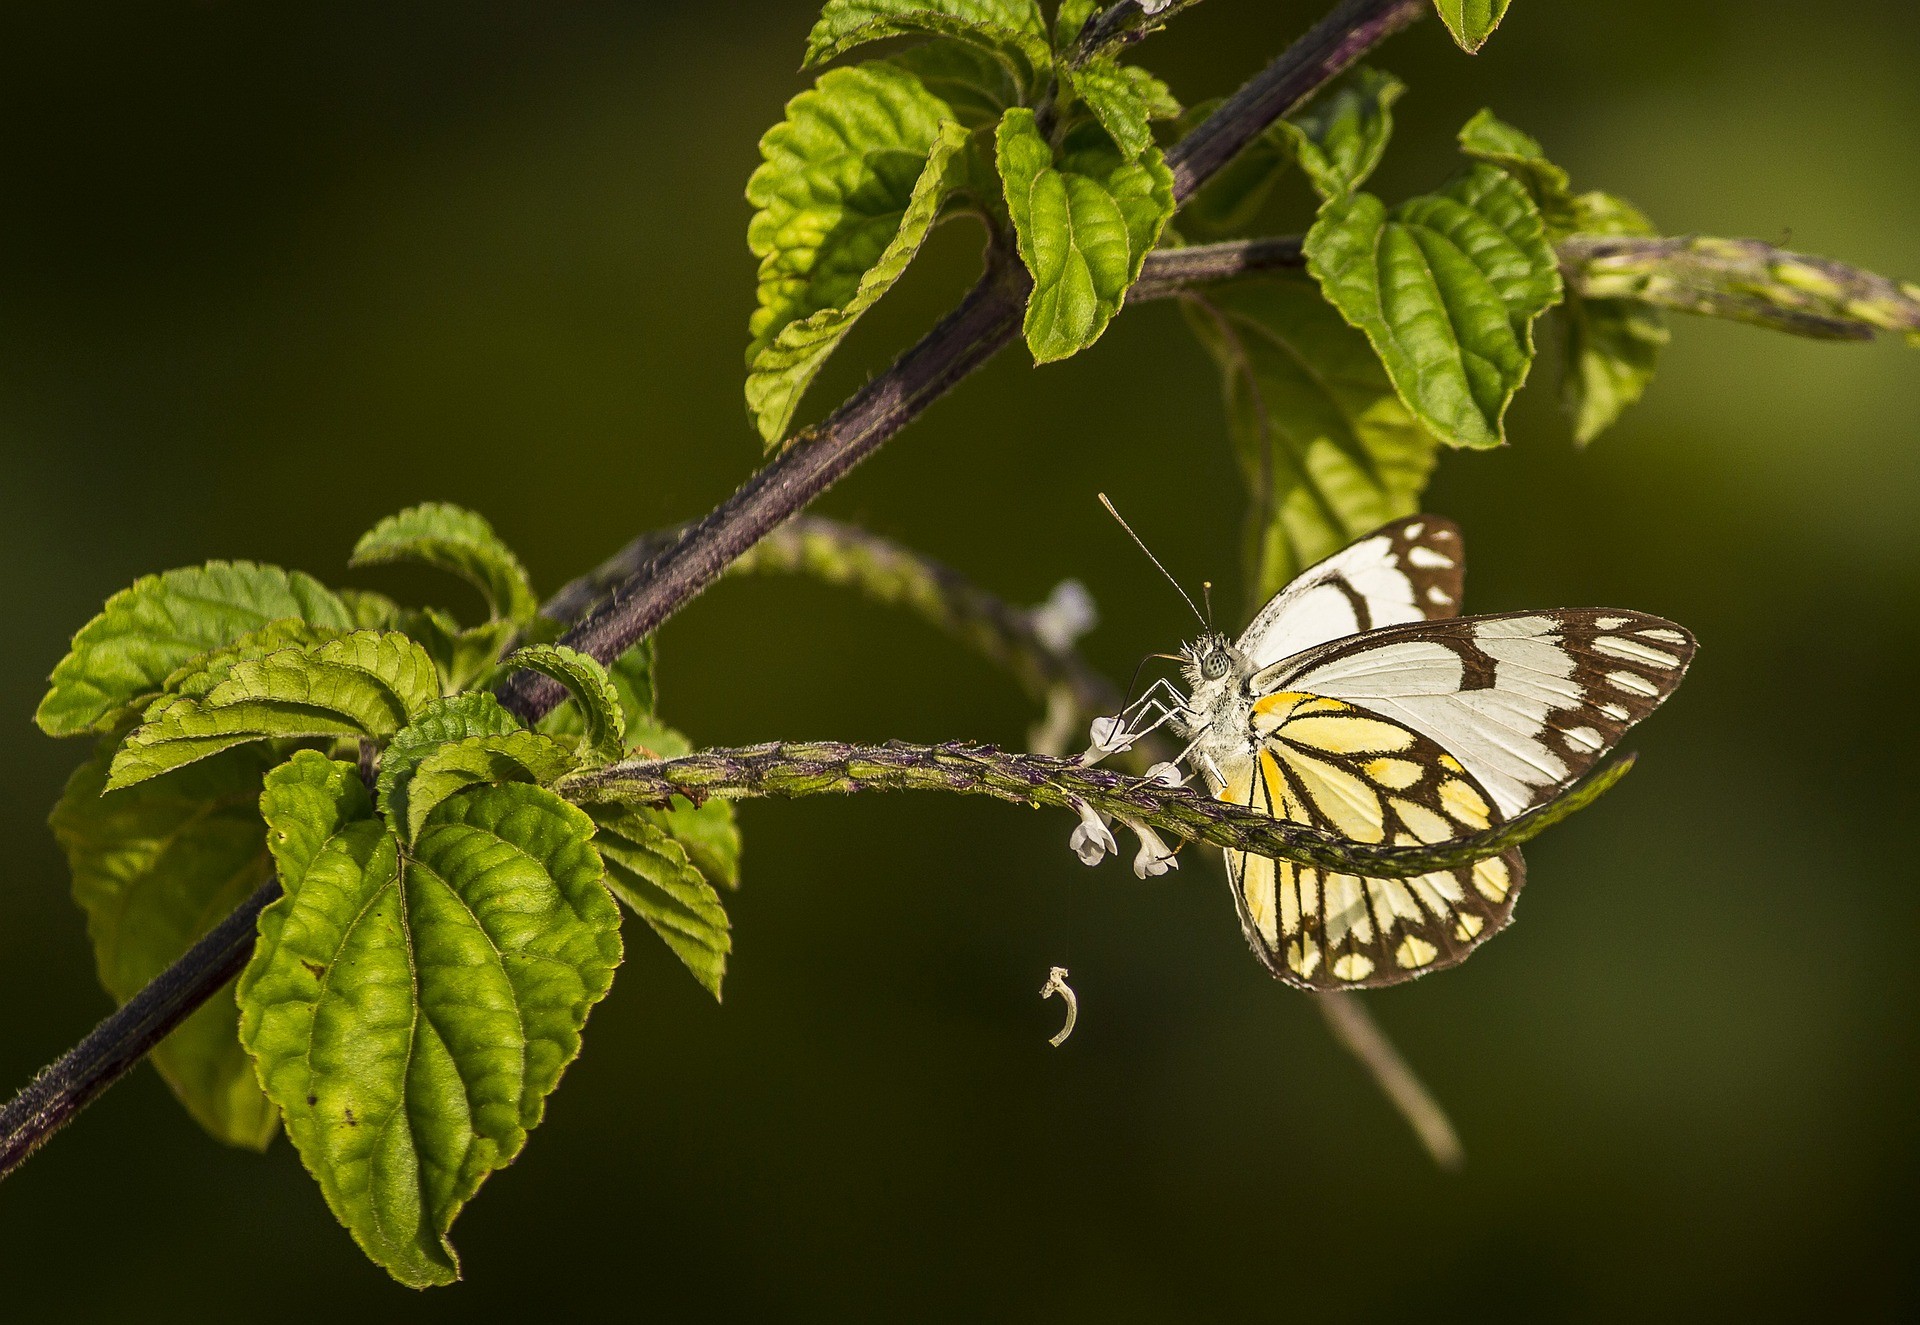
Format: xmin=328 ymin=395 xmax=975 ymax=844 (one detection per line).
xmin=564 ymin=739 xmax=1631 ymax=876
xmin=2 ymin=0 xmax=1428 ymax=1181
xmin=0 ymin=881 xmax=281 ymax=1180
xmin=1317 ymin=991 xmax=1465 ymax=1170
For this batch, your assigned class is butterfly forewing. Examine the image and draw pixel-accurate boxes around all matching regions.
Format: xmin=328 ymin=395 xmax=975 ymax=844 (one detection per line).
xmin=1217 ymin=694 xmax=1524 ymax=989
xmin=1263 ymin=610 xmax=1696 ymax=818
xmin=1236 ymin=516 xmax=1466 ymax=669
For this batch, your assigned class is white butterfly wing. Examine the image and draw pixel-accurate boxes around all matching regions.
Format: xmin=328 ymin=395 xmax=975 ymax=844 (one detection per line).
xmin=1236 ymin=516 xmax=1465 ymax=669
xmin=1258 ymin=610 xmax=1697 ymax=818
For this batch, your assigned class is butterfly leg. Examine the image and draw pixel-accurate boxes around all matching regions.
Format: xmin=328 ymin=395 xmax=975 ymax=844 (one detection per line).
xmin=1081 ymin=679 xmax=1194 ymax=765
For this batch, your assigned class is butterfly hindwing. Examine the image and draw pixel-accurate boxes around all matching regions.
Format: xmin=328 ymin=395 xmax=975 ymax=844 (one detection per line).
xmin=1217 ymin=693 xmax=1523 ymax=989
xmin=1262 ymin=610 xmax=1695 ymax=819
xmin=1236 ymin=515 xmax=1465 ymax=670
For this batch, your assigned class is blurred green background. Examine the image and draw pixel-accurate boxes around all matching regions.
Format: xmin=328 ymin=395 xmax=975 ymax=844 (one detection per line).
xmin=2 ymin=1 xmax=1916 ymax=1317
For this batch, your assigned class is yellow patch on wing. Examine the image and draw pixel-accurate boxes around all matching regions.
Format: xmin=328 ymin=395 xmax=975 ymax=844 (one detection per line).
xmin=1241 ymin=852 xmax=1278 ymax=944
xmin=1471 ymin=855 xmax=1512 ymax=902
xmin=1362 ymin=757 xmax=1425 ymax=790
xmin=1391 ymin=797 xmax=1455 ymax=845
xmin=1332 ymin=953 xmax=1375 ymax=982
xmin=1276 ymin=748 xmax=1386 ymax=843
xmin=1454 ymin=912 xmax=1485 ymax=941
xmin=1323 ymin=874 xmax=1371 ymax=947
xmin=1395 ymin=935 xmax=1438 ymax=970
xmin=1438 ymin=779 xmax=1492 ymax=829
xmin=1287 ymin=937 xmax=1322 ymax=979
xmin=1407 ymin=871 xmax=1464 ymax=917
xmin=1280 ymin=714 xmax=1418 ymax=755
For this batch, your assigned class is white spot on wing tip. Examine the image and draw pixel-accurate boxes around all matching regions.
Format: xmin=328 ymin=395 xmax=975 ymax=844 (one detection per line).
xmin=1404 ymin=521 xmax=1424 ymax=538
xmin=1406 ymin=546 xmax=1454 ymax=569
xmin=1607 ymin=670 xmax=1660 ymax=698
xmin=1594 ymin=636 xmax=1682 ymax=667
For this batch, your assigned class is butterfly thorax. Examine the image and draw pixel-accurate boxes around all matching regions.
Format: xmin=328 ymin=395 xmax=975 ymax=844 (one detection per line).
xmin=1176 ymin=633 xmax=1262 ymax=789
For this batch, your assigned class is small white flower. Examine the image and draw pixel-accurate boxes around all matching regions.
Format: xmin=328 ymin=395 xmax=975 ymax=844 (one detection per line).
xmin=1144 ymin=761 xmax=1184 ymax=788
xmin=1084 ymin=715 xmax=1134 ymax=758
xmin=1068 ymin=799 xmax=1118 ymax=866
xmin=1029 ymin=578 xmax=1098 ymax=653
xmin=1124 ymin=820 xmax=1180 ymax=879
xmin=1139 ymin=0 xmax=1175 ymax=13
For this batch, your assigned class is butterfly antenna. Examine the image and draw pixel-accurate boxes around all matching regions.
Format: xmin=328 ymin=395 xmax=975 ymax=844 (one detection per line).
xmin=1201 ymin=580 xmax=1215 ymax=631
xmin=1097 ymin=493 xmax=1207 ymax=629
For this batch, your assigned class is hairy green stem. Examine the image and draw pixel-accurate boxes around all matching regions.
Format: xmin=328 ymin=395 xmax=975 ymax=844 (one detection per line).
xmin=1560 ymin=234 xmax=1920 ymax=342
xmin=565 ymin=740 xmax=1634 ymax=877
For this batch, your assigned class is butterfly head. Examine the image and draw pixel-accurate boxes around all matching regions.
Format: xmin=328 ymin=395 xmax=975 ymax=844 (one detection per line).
xmin=1182 ymin=633 xmax=1243 ymax=688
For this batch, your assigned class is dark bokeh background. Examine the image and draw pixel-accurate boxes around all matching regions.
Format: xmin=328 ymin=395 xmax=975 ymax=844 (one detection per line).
xmin=2 ymin=1 xmax=1916 ymax=1316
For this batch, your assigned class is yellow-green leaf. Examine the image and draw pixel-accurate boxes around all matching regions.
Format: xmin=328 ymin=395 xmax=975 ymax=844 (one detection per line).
xmin=1305 ymin=164 xmax=1562 ymax=449
xmin=238 ymin=757 xmax=621 ymax=1288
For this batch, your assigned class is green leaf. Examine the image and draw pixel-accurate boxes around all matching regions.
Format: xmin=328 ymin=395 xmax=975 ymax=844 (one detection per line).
xmin=38 ymin=562 xmax=356 ymax=738
xmin=1274 ymin=67 xmax=1404 ymax=202
xmin=542 ymin=639 xmax=657 ymax=744
xmin=162 ymin=619 xmax=345 ymax=698
xmin=589 ymin=804 xmax=731 ymax=1000
xmin=1558 ymin=191 xmax=1668 ymax=445
xmin=396 ymin=608 xmax=517 ymax=696
xmin=1054 ymin=0 xmax=1098 ymax=48
xmin=238 ymin=762 xmax=621 ymax=1288
xmin=350 ymin=503 xmax=539 ymax=626
xmin=110 ymin=632 xmax=442 ymax=790
xmin=1457 ymin=107 xmax=1576 ymax=238
xmin=377 ymin=694 xmax=525 ymax=803
xmin=376 ymin=694 xmax=577 ymax=840
xmin=888 ymin=41 xmax=1025 ymax=130
xmin=1305 ymin=163 xmax=1563 ymax=450
xmin=336 ymin=588 xmax=403 ymax=630
xmin=1066 ymin=59 xmax=1181 ymax=162
xmin=506 ymin=645 xmax=625 ymax=766
xmin=746 ymin=62 xmax=966 ymax=444
xmin=997 ymin=109 xmax=1175 ymax=362
xmin=393 ymin=735 xmax=581 ymax=842
xmin=1186 ymin=275 xmax=1442 ymax=604
xmin=49 ymin=743 xmax=282 ymax=1149
xmin=1434 ymin=0 xmax=1511 ymax=53
xmin=748 ymin=118 xmax=967 ymax=443
xmin=803 ymin=0 xmax=1051 ymax=78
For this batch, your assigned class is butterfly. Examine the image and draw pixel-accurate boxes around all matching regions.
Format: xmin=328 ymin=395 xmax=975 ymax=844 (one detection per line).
xmin=1095 ymin=514 xmax=1695 ymax=990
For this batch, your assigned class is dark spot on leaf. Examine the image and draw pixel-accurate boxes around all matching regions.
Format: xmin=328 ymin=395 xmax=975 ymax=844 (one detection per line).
xmin=302 ymin=960 xmax=325 ymax=978
xmin=344 ymin=1107 xmax=358 ymax=1126
xmin=306 ymin=1094 xmax=318 ymax=1106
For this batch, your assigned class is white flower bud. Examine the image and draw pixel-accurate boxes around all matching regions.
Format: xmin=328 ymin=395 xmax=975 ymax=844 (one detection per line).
xmin=1067 ymin=799 xmax=1118 ymax=866
xmin=1085 ymin=715 xmax=1133 ymax=757
xmin=1124 ymin=820 xmax=1179 ymax=879
xmin=1144 ymin=761 xmax=1184 ymax=788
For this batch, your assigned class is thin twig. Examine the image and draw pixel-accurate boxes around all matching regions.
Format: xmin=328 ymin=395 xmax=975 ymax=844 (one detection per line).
xmin=1317 ymin=991 xmax=1465 ymax=1170
xmin=1560 ymin=233 xmax=1920 ymax=341
xmin=2 ymin=0 xmax=1430 ymax=1181
xmin=563 ymin=739 xmax=1632 ymax=876
xmin=0 ymin=883 xmax=280 ymax=1180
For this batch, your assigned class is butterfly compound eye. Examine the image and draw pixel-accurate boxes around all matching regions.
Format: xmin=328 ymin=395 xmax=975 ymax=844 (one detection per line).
xmin=1202 ymin=648 xmax=1231 ymax=680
